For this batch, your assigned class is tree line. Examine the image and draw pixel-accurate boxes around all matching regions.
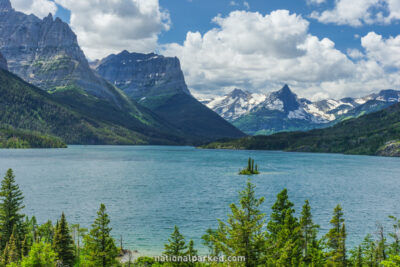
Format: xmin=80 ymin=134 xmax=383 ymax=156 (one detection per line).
xmin=0 ymin=168 xmax=400 ymax=266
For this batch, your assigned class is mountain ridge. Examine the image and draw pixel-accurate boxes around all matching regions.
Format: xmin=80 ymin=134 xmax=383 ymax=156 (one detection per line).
xmin=203 ymin=85 xmax=400 ymax=135
xmin=202 ymin=102 xmax=400 ymax=157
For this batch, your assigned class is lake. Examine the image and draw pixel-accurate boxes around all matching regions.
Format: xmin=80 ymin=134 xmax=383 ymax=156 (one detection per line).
xmin=0 ymin=146 xmax=399 ymax=255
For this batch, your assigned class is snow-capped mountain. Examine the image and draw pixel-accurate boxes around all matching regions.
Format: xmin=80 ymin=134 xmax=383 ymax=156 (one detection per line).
xmin=202 ymin=89 xmax=266 ymax=121
xmin=201 ymin=85 xmax=400 ymax=135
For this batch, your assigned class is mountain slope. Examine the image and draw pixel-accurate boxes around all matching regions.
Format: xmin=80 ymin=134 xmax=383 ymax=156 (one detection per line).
xmin=202 ymin=102 xmax=400 ymax=156
xmin=94 ymin=51 xmax=245 ymax=142
xmin=0 ymin=52 xmax=6 ymax=70
xmin=0 ymin=68 xmax=185 ymax=145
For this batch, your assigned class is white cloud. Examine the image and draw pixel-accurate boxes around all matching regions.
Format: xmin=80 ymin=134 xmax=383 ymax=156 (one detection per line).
xmin=229 ymin=1 xmax=239 ymax=6
xmin=347 ymin=48 xmax=364 ymax=59
xmin=311 ymin=0 xmax=400 ymax=26
xmin=243 ymin=1 xmax=250 ymax=10
xmin=54 ymin=0 xmax=170 ymax=60
xmin=11 ymin=0 xmax=57 ymax=18
xmin=162 ymin=10 xmax=400 ymax=99
xmin=361 ymin=32 xmax=400 ymax=69
xmin=306 ymin=0 xmax=326 ymax=5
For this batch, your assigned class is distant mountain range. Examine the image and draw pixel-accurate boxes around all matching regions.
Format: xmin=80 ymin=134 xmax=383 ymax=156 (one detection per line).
xmin=0 ymin=0 xmax=244 ymax=145
xmin=202 ymin=102 xmax=400 ymax=157
xmin=202 ymin=85 xmax=400 ymax=135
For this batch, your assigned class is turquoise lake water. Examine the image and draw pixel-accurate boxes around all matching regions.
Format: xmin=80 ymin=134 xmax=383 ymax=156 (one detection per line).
xmin=0 ymin=146 xmax=399 ymax=255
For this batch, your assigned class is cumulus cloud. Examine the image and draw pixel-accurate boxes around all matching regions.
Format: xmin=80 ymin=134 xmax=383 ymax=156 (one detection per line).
xmin=162 ymin=10 xmax=400 ymax=99
xmin=11 ymin=0 xmax=57 ymax=18
xmin=311 ymin=0 xmax=400 ymax=26
xmin=54 ymin=0 xmax=170 ymax=60
xmin=361 ymin=32 xmax=400 ymax=69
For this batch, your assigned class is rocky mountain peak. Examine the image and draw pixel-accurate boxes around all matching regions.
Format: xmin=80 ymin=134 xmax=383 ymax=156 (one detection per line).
xmin=0 ymin=0 xmax=12 ymax=12
xmin=95 ymin=51 xmax=191 ymax=100
xmin=271 ymin=84 xmax=300 ymax=112
xmin=0 ymin=52 xmax=8 ymax=70
xmin=228 ymin=88 xmax=249 ymax=98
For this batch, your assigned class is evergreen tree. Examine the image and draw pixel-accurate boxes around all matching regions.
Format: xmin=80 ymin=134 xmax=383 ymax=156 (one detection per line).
xmin=164 ymin=225 xmax=187 ymax=257
xmin=266 ymin=188 xmax=301 ymax=265
xmin=186 ymin=240 xmax=197 ymax=267
xmin=37 ymin=220 xmax=54 ymax=244
xmin=325 ymin=204 xmax=347 ymax=266
xmin=0 ymin=169 xmax=25 ymax=249
xmin=208 ymin=180 xmax=266 ymax=267
xmin=83 ymin=204 xmax=118 ymax=267
xmin=3 ymin=226 xmax=20 ymax=265
xmin=267 ymin=188 xmax=295 ymax=239
xmin=299 ymin=200 xmax=321 ymax=265
xmin=53 ymin=213 xmax=75 ymax=266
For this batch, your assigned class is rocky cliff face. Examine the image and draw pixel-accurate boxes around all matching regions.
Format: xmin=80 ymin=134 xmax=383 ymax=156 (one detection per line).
xmin=0 ymin=52 xmax=7 ymax=70
xmin=94 ymin=50 xmax=190 ymax=100
xmin=0 ymin=0 xmax=121 ymax=104
xmin=93 ymin=50 xmax=245 ymax=142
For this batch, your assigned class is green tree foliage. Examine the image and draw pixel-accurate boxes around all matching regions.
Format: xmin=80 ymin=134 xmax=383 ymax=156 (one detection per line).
xmin=52 ymin=213 xmax=75 ymax=266
xmin=36 ymin=221 xmax=54 ymax=244
xmin=266 ymin=188 xmax=301 ymax=266
xmin=19 ymin=242 xmax=57 ymax=267
xmin=82 ymin=204 xmax=118 ymax=267
xmin=204 ymin=180 xmax=265 ymax=267
xmin=164 ymin=225 xmax=187 ymax=258
xmin=299 ymin=200 xmax=323 ymax=265
xmin=325 ymin=204 xmax=347 ymax=266
xmin=0 ymin=169 xmax=25 ymax=250
xmin=2 ymin=226 xmax=20 ymax=265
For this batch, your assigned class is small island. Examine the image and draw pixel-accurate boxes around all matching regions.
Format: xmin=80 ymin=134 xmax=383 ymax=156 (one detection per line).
xmin=239 ymin=157 xmax=260 ymax=175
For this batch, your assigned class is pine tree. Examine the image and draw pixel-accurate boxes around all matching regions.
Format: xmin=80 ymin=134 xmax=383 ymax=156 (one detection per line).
xmin=266 ymin=188 xmax=301 ymax=265
xmin=186 ymin=240 xmax=197 ymax=267
xmin=299 ymin=200 xmax=320 ymax=265
xmin=208 ymin=180 xmax=266 ymax=267
xmin=3 ymin=226 xmax=20 ymax=265
xmin=0 ymin=169 xmax=25 ymax=249
xmin=53 ymin=213 xmax=75 ymax=266
xmin=83 ymin=204 xmax=118 ymax=267
xmin=164 ymin=225 xmax=187 ymax=257
xmin=326 ymin=204 xmax=347 ymax=266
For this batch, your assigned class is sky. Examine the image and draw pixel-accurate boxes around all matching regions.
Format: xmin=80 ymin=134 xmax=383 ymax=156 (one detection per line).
xmin=8 ymin=0 xmax=400 ymax=100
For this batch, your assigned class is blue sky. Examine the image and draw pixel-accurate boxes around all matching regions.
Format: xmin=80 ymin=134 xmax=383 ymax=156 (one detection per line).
xmin=12 ymin=0 xmax=400 ymax=99
xmin=51 ymin=0 xmax=399 ymax=56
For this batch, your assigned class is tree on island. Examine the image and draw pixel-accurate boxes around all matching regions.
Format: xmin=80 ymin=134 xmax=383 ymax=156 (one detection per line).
xmin=239 ymin=157 xmax=260 ymax=175
xmin=82 ymin=204 xmax=118 ymax=267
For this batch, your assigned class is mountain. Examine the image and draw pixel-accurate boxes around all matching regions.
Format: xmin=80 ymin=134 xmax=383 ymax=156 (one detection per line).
xmin=0 ymin=1 xmax=123 ymax=104
xmin=203 ymin=85 xmax=400 ymax=135
xmin=93 ymin=50 xmax=245 ymax=142
xmin=0 ymin=52 xmax=6 ymax=70
xmin=0 ymin=0 xmax=200 ymax=145
xmin=0 ymin=68 xmax=186 ymax=145
xmin=202 ymin=102 xmax=400 ymax=157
